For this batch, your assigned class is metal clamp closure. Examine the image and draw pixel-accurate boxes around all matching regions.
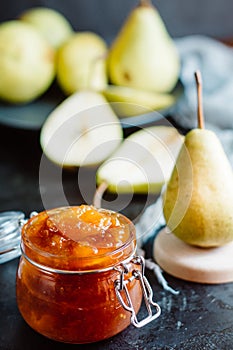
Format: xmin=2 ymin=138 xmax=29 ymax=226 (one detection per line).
xmin=114 ymin=255 xmax=161 ymax=328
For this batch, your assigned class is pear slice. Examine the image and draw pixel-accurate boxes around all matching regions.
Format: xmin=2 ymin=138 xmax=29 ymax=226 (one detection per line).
xmin=40 ymin=91 xmax=123 ymax=167
xmin=102 ymin=85 xmax=176 ymax=117
xmin=96 ymin=126 xmax=184 ymax=194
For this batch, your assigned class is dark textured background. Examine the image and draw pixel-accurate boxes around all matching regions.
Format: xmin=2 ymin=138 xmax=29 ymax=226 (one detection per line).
xmin=0 ymin=2 xmax=233 ymax=349
xmin=0 ymin=0 xmax=233 ymax=41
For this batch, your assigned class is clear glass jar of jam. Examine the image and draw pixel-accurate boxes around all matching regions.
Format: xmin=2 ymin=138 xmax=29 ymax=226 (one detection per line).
xmin=16 ymin=205 xmax=160 ymax=344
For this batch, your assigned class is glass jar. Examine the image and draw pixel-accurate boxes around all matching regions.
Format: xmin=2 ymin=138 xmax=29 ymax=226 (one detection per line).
xmin=0 ymin=211 xmax=25 ymax=264
xmin=16 ymin=205 xmax=160 ymax=344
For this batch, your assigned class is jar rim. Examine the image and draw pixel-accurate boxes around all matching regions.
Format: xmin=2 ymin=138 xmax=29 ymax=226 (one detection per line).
xmin=21 ymin=206 xmax=136 ymax=271
xmin=21 ymin=246 xmax=137 ymax=274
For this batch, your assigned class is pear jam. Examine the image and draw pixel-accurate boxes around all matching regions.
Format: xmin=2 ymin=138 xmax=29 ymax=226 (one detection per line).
xmin=16 ymin=205 xmax=143 ymax=343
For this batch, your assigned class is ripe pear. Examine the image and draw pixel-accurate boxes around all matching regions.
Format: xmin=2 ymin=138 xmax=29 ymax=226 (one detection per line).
xmin=20 ymin=7 xmax=73 ymax=49
xmin=57 ymin=32 xmax=108 ymax=95
xmin=108 ymin=0 xmax=180 ymax=93
xmin=0 ymin=20 xmax=55 ymax=104
xmin=163 ymin=72 xmax=233 ymax=247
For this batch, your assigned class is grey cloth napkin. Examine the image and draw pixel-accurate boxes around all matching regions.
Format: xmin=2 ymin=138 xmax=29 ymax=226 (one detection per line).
xmin=171 ymin=35 xmax=233 ymax=165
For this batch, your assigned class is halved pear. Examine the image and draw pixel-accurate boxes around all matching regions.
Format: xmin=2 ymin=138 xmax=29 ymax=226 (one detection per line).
xmin=40 ymin=91 xmax=123 ymax=167
xmin=102 ymin=85 xmax=175 ymax=117
xmin=96 ymin=126 xmax=184 ymax=194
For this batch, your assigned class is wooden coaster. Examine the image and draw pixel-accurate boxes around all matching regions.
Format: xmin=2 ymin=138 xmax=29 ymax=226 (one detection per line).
xmin=153 ymin=227 xmax=233 ymax=284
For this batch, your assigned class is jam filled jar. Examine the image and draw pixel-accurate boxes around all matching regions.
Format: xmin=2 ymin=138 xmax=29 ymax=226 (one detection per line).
xmin=16 ymin=205 xmax=160 ymax=344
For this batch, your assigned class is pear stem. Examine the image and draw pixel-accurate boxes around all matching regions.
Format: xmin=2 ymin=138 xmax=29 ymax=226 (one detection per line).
xmin=139 ymin=0 xmax=152 ymax=7
xmin=194 ymin=70 xmax=205 ymax=129
xmin=93 ymin=181 xmax=108 ymax=208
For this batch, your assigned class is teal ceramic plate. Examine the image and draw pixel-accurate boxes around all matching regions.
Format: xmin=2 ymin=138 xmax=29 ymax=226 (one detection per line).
xmin=0 ymin=81 xmax=184 ymax=130
xmin=0 ymin=83 xmax=65 ymax=130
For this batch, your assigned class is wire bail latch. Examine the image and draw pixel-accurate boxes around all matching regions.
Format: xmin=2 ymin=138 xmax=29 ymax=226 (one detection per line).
xmin=114 ymin=255 xmax=161 ymax=328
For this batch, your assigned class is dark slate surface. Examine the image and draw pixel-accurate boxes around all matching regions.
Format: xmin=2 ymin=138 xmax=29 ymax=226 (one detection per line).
xmin=0 ymin=123 xmax=233 ymax=350
xmin=1 ymin=256 xmax=233 ymax=350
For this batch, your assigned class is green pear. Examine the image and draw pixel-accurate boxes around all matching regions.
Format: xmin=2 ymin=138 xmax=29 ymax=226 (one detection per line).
xmin=0 ymin=20 xmax=55 ymax=104
xmin=20 ymin=7 xmax=73 ymax=49
xmin=108 ymin=0 xmax=180 ymax=93
xmin=57 ymin=32 xmax=108 ymax=95
xmin=102 ymin=85 xmax=175 ymax=117
xmin=163 ymin=72 xmax=233 ymax=247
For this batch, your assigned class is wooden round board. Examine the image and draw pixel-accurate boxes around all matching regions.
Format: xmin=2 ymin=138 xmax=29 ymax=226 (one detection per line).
xmin=153 ymin=227 xmax=233 ymax=284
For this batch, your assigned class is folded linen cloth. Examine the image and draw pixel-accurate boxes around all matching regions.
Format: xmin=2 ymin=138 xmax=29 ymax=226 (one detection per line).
xmin=170 ymin=35 xmax=233 ymax=165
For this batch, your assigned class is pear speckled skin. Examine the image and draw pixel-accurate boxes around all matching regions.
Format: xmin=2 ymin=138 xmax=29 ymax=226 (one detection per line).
xmin=108 ymin=3 xmax=180 ymax=93
xmin=163 ymin=129 xmax=233 ymax=248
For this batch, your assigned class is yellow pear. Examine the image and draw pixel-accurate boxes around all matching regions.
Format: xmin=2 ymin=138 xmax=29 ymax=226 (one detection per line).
xmin=0 ymin=20 xmax=55 ymax=104
xmin=57 ymin=32 xmax=108 ymax=95
xmin=108 ymin=0 xmax=180 ymax=93
xmin=163 ymin=71 xmax=233 ymax=247
xmin=20 ymin=7 xmax=73 ymax=49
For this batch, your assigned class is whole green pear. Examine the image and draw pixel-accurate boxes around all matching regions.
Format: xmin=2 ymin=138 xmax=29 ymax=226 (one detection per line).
xmin=57 ymin=32 xmax=108 ymax=95
xmin=108 ymin=0 xmax=180 ymax=93
xmin=0 ymin=20 xmax=55 ymax=104
xmin=163 ymin=128 xmax=233 ymax=248
xmin=20 ymin=7 xmax=73 ymax=49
